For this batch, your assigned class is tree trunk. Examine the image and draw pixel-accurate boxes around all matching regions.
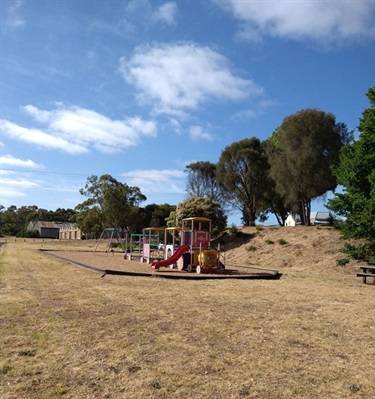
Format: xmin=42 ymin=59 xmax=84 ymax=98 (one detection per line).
xmin=300 ymin=198 xmax=311 ymax=225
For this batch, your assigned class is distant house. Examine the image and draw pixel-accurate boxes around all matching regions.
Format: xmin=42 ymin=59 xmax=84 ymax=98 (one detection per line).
xmin=27 ymin=221 xmax=61 ymax=238
xmin=26 ymin=221 xmax=82 ymax=239
xmin=284 ymin=212 xmax=334 ymax=227
xmin=59 ymin=222 xmax=82 ymax=239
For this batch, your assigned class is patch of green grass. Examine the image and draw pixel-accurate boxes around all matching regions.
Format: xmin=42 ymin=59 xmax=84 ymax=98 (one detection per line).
xmin=350 ymin=384 xmax=360 ymax=393
xmin=255 ymin=226 xmax=264 ymax=231
xmin=18 ymin=350 xmax=36 ymax=357
xmin=336 ymin=258 xmax=350 ymax=267
xmin=265 ymin=239 xmax=274 ymax=245
xmin=245 ymin=245 xmax=257 ymax=252
xmin=277 ymin=238 xmax=287 ymax=245
xmin=0 ymin=364 xmax=12 ymax=375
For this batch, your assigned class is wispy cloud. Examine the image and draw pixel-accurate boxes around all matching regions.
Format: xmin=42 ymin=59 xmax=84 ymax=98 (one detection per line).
xmin=0 ymin=105 xmax=157 ymax=155
xmin=189 ymin=125 xmax=214 ymax=141
xmin=0 ymin=154 xmax=42 ymax=169
xmin=119 ymin=42 xmax=263 ymax=117
xmin=122 ymin=0 xmax=178 ymax=32
xmin=234 ymin=99 xmax=280 ymax=120
xmin=216 ymin=0 xmax=375 ymax=44
xmin=4 ymin=0 xmax=25 ymax=29
xmin=153 ymin=2 xmax=178 ymax=26
xmin=122 ymin=169 xmax=186 ymax=200
xmin=0 ymin=169 xmax=40 ymax=201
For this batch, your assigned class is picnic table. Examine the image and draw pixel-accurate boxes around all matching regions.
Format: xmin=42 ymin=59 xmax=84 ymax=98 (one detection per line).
xmin=357 ymin=265 xmax=375 ymax=284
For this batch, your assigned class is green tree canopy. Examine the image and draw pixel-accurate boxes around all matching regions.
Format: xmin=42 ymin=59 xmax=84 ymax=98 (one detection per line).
xmin=167 ymin=197 xmax=227 ymax=234
xmin=216 ymin=137 xmax=271 ymax=226
xmin=76 ymin=174 xmax=146 ymax=234
xmin=138 ymin=203 xmax=176 ymax=229
xmin=0 ymin=205 xmax=78 ymax=237
xmin=327 ymin=87 xmax=375 ymax=253
xmin=185 ymin=161 xmax=229 ymax=207
xmin=267 ymin=109 xmax=352 ymax=225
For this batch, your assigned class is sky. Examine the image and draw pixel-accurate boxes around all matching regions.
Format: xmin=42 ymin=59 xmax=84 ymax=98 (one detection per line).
xmin=1 ymin=0 xmax=374 ymax=226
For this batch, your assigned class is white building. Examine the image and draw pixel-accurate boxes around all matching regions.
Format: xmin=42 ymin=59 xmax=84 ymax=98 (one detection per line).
xmin=284 ymin=212 xmax=334 ymax=227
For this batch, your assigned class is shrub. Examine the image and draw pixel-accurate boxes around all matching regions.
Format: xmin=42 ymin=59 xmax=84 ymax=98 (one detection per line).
xmin=340 ymin=242 xmax=375 ymax=264
xmin=229 ymin=224 xmax=238 ymax=235
xmin=277 ymin=238 xmax=287 ymax=245
xmin=265 ymin=239 xmax=274 ymax=245
xmin=336 ymin=258 xmax=350 ymax=267
xmin=16 ymin=229 xmax=40 ymax=238
xmin=18 ymin=350 xmax=36 ymax=357
xmin=0 ymin=365 xmax=11 ymax=375
xmin=245 ymin=245 xmax=256 ymax=252
xmin=256 ymin=226 xmax=264 ymax=231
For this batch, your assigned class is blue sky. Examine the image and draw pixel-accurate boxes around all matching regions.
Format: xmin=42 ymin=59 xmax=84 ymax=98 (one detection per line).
xmin=1 ymin=0 xmax=374 ymax=225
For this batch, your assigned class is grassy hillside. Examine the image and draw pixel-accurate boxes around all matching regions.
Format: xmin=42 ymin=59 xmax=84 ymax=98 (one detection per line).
xmin=0 ymin=227 xmax=374 ymax=399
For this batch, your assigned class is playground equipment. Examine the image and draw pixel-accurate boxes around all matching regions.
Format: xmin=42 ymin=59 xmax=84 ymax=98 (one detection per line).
xmin=126 ymin=227 xmax=165 ymax=263
xmin=142 ymin=227 xmax=165 ymax=264
xmin=93 ymin=228 xmax=122 ymax=256
xmin=151 ymin=217 xmax=222 ymax=274
xmin=162 ymin=226 xmax=182 ymax=264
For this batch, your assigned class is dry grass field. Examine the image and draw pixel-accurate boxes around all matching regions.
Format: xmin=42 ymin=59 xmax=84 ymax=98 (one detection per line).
xmin=1 ymin=226 xmax=374 ymax=399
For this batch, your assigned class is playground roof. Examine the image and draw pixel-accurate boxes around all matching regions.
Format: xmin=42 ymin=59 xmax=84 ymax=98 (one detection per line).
xmin=143 ymin=227 xmax=166 ymax=231
xmin=182 ymin=217 xmax=212 ymax=222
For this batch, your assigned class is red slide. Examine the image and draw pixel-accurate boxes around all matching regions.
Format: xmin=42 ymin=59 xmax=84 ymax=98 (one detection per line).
xmin=151 ymin=244 xmax=190 ymax=270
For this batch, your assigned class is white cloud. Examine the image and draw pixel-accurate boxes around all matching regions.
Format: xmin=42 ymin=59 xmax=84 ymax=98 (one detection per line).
xmin=0 ymin=187 xmax=28 ymax=199
xmin=0 ymin=154 xmax=42 ymax=169
xmin=122 ymin=169 xmax=185 ymax=197
xmin=0 ymin=119 xmax=89 ymax=155
xmin=169 ymin=118 xmax=181 ymax=133
xmin=1 ymin=105 xmax=157 ymax=155
xmin=22 ymin=105 xmax=51 ymax=123
xmin=189 ymin=125 xmax=214 ymax=141
xmin=0 ymin=169 xmax=39 ymax=202
xmin=153 ymin=2 xmax=178 ymax=26
xmin=0 ymin=175 xmax=39 ymax=189
xmin=119 ymin=42 xmax=263 ymax=116
xmin=216 ymin=0 xmax=375 ymax=43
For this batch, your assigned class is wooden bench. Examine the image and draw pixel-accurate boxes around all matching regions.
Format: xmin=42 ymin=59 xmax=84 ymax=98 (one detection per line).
xmin=357 ymin=265 xmax=375 ymax=284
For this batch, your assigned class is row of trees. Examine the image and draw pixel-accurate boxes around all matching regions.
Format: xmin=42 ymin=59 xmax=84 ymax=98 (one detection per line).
xmin=0 ymin=205 xmax=77 ymax=237
xmin=186 ymin=109 xmax=352 ymax=226
xmin=1 ymin=87 xmax=373 ymax=260
xmin=75 ymin=104 xmax=352 ymax=234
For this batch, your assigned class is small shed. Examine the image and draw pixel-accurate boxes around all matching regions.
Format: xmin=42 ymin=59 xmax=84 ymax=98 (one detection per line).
xmin=310 ymin=211 xmax=332 ymax=225
xmin=284 ymin=213 xmax=301 ymax=227
xmin=284 ymin=211 xmax=333 ymax=227
xmin=26 ymin=221 xmax=61 ymax=238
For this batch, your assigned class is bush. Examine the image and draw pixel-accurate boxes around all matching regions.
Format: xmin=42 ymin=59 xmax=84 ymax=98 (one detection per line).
xmin=340 ymin=242 xmax=375 ymax=264
xmin=265 ymin=239 xmax=274 ymax=245
xmin=277 ymin=238 xmax=287 ymax=245
xmin=229 ymin=224 xmax=238 ymax=235
xmin=16 ymin=230 xmax=40 ymax=238
xmin=245 ymin=245 xmax=256 ymax=252
xmin=336 ymin=258 xmax=350 ymax=267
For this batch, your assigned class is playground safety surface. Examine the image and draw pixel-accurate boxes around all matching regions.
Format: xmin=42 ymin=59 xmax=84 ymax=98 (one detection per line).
xmin=42 ymin=250 xmax=282 ymax=280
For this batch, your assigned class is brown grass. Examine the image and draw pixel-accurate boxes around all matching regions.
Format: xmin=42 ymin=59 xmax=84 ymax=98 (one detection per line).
xmin=1 ymin=226 xmax=374 ymax=399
